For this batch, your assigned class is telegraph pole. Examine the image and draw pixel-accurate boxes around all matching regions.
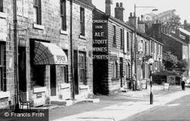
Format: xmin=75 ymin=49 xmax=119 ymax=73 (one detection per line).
xmin=13 ymin=0 xmax=19 ymax=109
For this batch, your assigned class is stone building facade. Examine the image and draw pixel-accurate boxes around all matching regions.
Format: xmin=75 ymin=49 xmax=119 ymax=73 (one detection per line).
xmin=0 ymin=0 xmax=94 ymax=108
xmin=0 ymin=0 xmax=15 ymax=109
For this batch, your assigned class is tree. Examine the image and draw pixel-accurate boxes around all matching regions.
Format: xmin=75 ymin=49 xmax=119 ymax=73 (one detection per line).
xmin=163 ymin=51 xmax=178 ymax=71
xmin=162 ymin=15 xmax=181 ymax=33
xmin=176 ymin=59 xmax=189 ymax=74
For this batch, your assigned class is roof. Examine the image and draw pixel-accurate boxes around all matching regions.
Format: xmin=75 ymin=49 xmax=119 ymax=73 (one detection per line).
xmin=152 ymin=70 xmax=179 ymax=76
xmin=179 ymin=28 xmax=190 ymax=36
xmin=75 ymin=0 xmax=95 ymax=9
xmin=162 ymin=33 xmax=188 ymax=45
xmin=93 ymin=8 xmax=134 ymax=31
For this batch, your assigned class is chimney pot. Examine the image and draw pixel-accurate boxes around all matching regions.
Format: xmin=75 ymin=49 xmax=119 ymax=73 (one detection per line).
xmin=120 ymin=2 xmax=123 ymax=7
xmin=115 ymin=2 xmax=124 ymax=21
xmin=116 ymin=2 xmax=119 ymax=7
xmin=130 ymin=12 xmax=132 ymax=17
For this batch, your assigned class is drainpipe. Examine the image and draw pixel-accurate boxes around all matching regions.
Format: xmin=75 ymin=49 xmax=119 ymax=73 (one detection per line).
xmin=70 ymin=0 xmax=75 ymax=100
xmin=13 ymin=0 xmax=19 ymax=110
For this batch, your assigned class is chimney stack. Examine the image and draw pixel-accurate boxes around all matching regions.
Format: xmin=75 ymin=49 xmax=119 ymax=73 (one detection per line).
xmin=105 ymin=0 xmax=113 ymax=15
xmin=115 ymin=2 xmax=124 ymax=21
xmin=128 ymin=12 xmax=136 ymax=27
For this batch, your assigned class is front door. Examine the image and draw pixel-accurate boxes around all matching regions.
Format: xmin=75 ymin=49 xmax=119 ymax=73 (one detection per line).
xmin=50 ymin=65 xmax=56 ymax=96
xmin=120 ymin=58 xmax=123 ymax=87
xmin=19 ymin=47 xmax=27 ymax=100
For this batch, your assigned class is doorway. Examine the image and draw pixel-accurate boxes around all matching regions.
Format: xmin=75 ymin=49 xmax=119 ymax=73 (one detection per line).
xmin=18 ymin=47 xmax=27 ymax=100
xmin=50 ymin=65 xmax=56 ymax=96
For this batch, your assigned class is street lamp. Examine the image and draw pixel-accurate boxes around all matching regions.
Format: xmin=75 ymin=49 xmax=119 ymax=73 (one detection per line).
xmin=148 ymin=57 xmax=154 ymax=104
xmin=133 ymin=4 xmax=158 ymax=91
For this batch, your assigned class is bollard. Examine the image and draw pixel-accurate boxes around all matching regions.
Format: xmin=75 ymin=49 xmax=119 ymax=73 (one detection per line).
xmin=150 ymin=91 xmax=153 ymax=104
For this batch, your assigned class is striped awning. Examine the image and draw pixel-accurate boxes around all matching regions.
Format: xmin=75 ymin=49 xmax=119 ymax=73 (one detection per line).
xmin=34 ymin=41 xmax=68 ymax=65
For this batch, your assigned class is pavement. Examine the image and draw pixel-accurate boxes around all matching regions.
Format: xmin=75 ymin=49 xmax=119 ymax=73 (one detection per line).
xmin=50 ymin=85 xmax=190 ymax=121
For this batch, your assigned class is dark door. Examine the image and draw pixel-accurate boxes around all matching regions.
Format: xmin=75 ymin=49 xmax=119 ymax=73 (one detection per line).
xmin=120 ymin=58 xmax=123 ymax=87
xmin=19 ymin=47 xmax=27 ymax=100
xmin=50 ymin=65 xmax=56 ymax=96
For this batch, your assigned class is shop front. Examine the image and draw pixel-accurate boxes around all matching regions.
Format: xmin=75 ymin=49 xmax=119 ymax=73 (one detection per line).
xmin=30 ymin=41 xmax=68 ymax=106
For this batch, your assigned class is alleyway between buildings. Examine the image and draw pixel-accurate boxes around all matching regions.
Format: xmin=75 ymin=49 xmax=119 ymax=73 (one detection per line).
xmin=49 ymin=85 xmax=190 ymax=121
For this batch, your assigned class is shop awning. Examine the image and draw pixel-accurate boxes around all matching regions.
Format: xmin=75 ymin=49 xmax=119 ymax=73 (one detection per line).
xmin=34 ymin=41 xmax=68 ymax=65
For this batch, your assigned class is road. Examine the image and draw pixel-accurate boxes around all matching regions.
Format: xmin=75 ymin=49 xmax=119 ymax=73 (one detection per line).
xmin=124 ymin=94 xmax=190 ymax=121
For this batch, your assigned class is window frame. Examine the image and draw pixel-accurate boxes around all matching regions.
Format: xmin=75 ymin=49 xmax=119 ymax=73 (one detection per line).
xmin=34 ymin=0 xmax=42 ymax=25
xmin=78 ymin=52 xmax=87 ymax=85
xmin=80 ymin=7 xmax=85 ymax=36
xmin=126 ymin=32 xmax=129 ymax=51
xmin=0 ymin=44 xmax=6 ymax=91
xmin=0 ymin=0 xmax=3 ymax=12
xmin=60 ymin=0 xmax=67 ymax=31
xmin=113 ymin=25 xmax=116 ymax=47
xmin=120 ymin=29 xmax=124 ymax=50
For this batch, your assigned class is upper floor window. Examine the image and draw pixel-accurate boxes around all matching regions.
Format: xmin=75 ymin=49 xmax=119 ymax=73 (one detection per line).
xmin=127 ymin=32 xmax=129 ymax=51
xmin=0 ymin=0 xmax=3 ymax=12
xmin=60 ymin=0 xmax=66 ymax=31
xmin=80 ymin=7 xmax=85 ymax=36
xmin=151 ymin=41 xmax=155 ymax=53
xmin=120 ymin=29 xmax=124 ymax=50
xmin=113 ymin=25 xmax=116 ymax=47
xmin=34 ymin=0 xmax=41 ymax=25
xmin=145 ymin=41 xmax=147 ymax=55
xmin=0 ymin=44 xmax=6 ymax=91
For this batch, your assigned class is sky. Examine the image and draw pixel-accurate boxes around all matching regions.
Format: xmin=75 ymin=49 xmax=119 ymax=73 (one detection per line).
xmin=92 ymin=0 xmax=190 ymax=23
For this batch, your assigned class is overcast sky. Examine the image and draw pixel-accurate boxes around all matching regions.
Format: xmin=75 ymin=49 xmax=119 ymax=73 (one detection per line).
xmin=92 ymin=0 xmax=189 ymax=23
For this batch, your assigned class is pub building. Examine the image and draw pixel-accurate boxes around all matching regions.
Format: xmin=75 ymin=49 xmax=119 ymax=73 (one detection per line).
xmin=93 ymin=1 xmax=133 ymax=95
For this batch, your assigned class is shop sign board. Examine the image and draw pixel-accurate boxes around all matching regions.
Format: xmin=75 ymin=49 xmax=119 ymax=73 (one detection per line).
xmin=93 ymin=20 xmax=108 ymax=60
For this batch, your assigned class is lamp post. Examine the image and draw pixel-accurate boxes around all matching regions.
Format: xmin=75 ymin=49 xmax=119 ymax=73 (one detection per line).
xmin=148 ymin=57 xmax=154 ymax=104
xmin=133 ymin=4 xmax=158 ymax=91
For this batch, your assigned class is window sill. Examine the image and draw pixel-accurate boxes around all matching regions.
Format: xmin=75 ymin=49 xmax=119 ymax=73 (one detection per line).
xmin=33 ymin=86 xmax=46 ymax=93
xmin=0 ymin=91 xmax=10 ymax=99
xmin=60 ymin=83 xmax=70 ymax=89
xmin=33 ymin=23 xmax=45 ymax=30
xmin=79 ymin=85 xmax=89 ymax=90
xmin=0 ymin=12 xmax=6 ymax=19
xmin=111 ymin=78 xmax=119 ymax=81
xmin=79 ymin=35 xmax=86 ymax=40
xmin=60 ymin=30 xmax=68 ymax=35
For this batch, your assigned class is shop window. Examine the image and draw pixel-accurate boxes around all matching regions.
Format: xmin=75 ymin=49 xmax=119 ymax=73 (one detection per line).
xmin=60 ymin=0 xmax=66 ymax=31
xmin=79 ymin=52 xmax=86 ymax=85
xmin=0 ymin=44 xmax=6 ymax=91
xmin=34 ymin=0 xmax=41 ymax=25
xmin=60 ymin=65 xmax=68 ymax=83
xmin=33 ymin=65 xmax=45 ymax=86
xmin=80 ymin=7 xmax=85 ymax=36
xmin=0 ymin=0 xmax=3 ymax=12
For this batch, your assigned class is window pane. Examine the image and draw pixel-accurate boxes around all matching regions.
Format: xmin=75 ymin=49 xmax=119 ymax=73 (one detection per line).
xmin=0 ymin=0 xmax=3 ymax=12
xmin=80 ymin=7 xmax=85 ymax=35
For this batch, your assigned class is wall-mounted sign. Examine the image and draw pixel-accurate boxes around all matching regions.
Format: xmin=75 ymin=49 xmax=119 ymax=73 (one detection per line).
xmin=93 ymin=20 xmax=108 ymax=60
